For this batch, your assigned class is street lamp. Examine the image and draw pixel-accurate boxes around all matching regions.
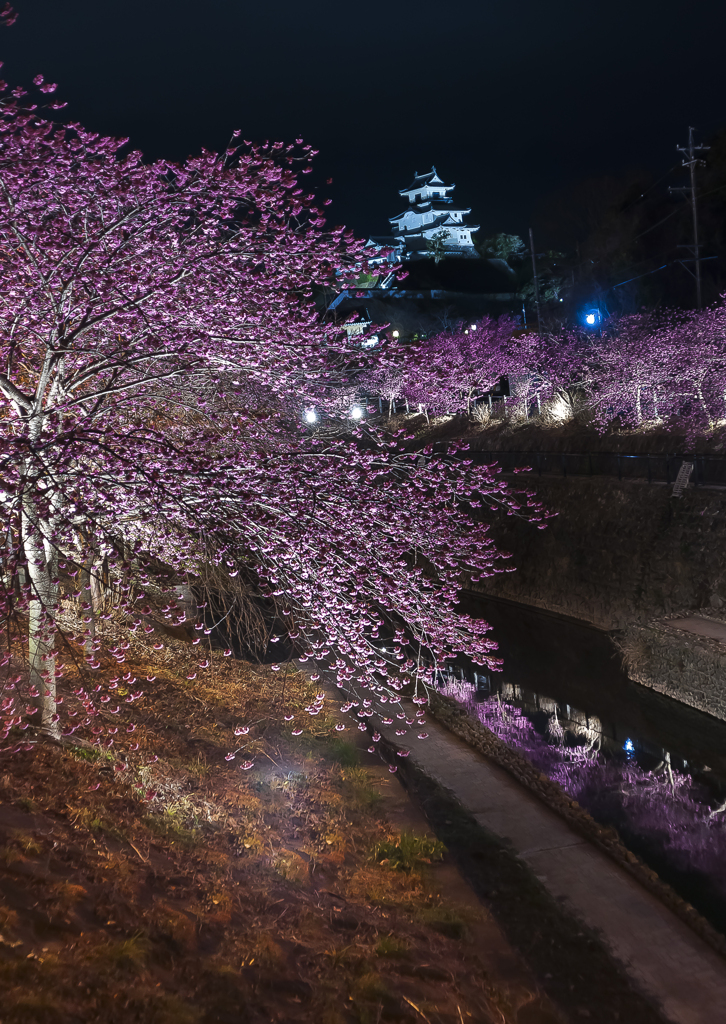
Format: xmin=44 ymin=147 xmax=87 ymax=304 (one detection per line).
xmin=392 ymin=330 xmax=400 ymax=338
xmin=350 ymin=405 xmax=364 ymax=420
xmin=304 ymin=408 xmax=317 ymax=424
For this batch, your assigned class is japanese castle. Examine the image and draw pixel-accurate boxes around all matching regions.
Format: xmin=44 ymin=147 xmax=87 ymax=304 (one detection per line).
xmin=388 ymin=167 xmax=480 ymax=259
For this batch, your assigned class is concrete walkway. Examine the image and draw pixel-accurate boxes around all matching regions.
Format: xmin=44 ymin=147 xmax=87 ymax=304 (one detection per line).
xmin=667 ymin=615 xmax=726 ymax=644
xmin=377 ymin=709 xmax=726 ymax=1024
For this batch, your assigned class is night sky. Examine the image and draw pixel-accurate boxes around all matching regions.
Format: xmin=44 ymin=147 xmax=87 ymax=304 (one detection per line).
xmin=5 ymin=1 xmax=726 ymax=244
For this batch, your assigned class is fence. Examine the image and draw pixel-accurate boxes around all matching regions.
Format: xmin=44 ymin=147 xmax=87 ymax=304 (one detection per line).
xmin=366 ymin=393 xmax=726 ymax=487
xmin=449 ymin=449 xmax=726 ymax=488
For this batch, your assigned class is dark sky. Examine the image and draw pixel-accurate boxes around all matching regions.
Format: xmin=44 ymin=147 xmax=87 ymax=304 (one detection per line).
xmin=5 ymin=1 xmax=726 ymax=242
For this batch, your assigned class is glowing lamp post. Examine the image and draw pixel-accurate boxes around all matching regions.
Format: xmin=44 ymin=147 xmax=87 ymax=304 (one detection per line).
xmin=304 ymin=408 xmax=318 ymax=425
xmin=350 ymin=405 xmax=364 ymax=420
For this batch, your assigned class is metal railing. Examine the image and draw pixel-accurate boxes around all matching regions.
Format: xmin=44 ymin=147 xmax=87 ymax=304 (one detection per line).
xmin=366 ymin=394 xmax=726 ymax=488
xmin=457 ymin=449 xmax=726 ymax=487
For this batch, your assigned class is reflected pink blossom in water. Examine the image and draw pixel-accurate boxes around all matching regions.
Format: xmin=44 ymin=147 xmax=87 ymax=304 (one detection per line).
xmin=443 ymin=680 xmax=726 ymax=906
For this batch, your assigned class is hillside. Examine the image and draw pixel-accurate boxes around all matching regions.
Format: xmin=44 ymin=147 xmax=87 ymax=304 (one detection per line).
xmin=0 ymin=641 xmax=523 ymax=1024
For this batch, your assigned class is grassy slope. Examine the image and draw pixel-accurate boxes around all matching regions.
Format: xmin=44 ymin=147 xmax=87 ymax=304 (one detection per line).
xmin=0 ymin=644 xmax=518 ymax=1024
xmin=384 ymin=409 xmax=726 ymax=455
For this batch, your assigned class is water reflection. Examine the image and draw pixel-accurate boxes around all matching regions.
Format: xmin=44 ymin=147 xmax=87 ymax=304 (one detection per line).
xmin=441 ymin=670 xmax=726 ymax=936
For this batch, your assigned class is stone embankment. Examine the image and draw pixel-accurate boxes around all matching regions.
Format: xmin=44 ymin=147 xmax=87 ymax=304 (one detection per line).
xmin=471 ymin=474 xmax=726 ymax=630
xmin=617 ymin=616 xmax=726 ymax=721
xmin=465 ymin=469 xmax=726 ymax=719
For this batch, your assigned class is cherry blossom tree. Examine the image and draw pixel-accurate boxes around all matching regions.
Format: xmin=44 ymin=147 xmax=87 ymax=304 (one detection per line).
xmin=382 ymin=318 xmax=519 ymax=418
xmin=0 ymin=14 xmax=547 ymax=762
xmin=583 ymin=313 xmax=675 ymax=429
xmin=379 ymin=305 xmax=726 ymax=436
xmin=657 ymin=306 xmax=726 ymax=431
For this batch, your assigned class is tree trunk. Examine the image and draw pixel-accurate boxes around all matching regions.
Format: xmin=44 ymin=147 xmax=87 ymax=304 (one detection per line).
xmin=696 ymin=383 xmax=711 ymax=426
xmin=78 ymin=526 xmax=97 ymax=656
xmin=22 ymin=494 xmax=60 ymax=739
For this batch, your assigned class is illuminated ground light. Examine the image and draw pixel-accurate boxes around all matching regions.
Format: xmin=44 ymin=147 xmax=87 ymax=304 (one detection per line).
xmin=582 ymin=308 xmax=603 ymax=327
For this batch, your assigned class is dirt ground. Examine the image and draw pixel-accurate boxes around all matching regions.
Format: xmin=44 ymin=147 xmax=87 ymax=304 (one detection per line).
xmin=0 ymin=641 xmax=541 ymax=1024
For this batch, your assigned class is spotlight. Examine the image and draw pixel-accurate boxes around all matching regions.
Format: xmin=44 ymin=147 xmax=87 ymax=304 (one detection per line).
xmin=582 ymin=308 xmax=602 ymax=328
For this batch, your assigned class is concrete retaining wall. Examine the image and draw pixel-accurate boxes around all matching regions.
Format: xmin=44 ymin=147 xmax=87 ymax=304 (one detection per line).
xmin=472 ymin=475 xmax=726 ymax=629
xmin=618 ymin=621 xmax=726 ymax=720
xmin=470 ymin=474 xmax=726 ymax=717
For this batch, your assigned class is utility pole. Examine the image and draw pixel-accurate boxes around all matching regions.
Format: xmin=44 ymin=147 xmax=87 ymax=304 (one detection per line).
xmin=669 ymin=127 xmax=710 ymax=309
xmin=529 ymin=227 xmax=542 ymax=333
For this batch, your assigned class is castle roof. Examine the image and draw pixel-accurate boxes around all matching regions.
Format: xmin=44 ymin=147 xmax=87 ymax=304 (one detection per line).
xmin=389 ymin=199 xmax=472 ymax=223
xmin=399 ymin=166 xmax=454 ymax=196
xmin=394 ymin=218 xmax=481 ymax=236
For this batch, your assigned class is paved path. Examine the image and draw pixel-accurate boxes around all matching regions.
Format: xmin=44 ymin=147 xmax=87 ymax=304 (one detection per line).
xmin=377 ymin=710 xmax=726 ymax=1024
xmin=322 ymin=682 xmax=562 ymax=1022
xmin=667 ymin=615 xmax=726 ymax=644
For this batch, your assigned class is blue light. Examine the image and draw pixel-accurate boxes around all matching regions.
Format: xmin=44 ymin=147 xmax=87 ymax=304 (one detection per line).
xmin=582 ymin=307 xmax=602 ymax=328
xmin=624 ymin=738 xmax=634 ymax=753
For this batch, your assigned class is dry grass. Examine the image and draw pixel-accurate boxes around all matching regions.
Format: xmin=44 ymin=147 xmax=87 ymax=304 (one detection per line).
xmin=378 ymin=405 xmax=726 ymax=455
xmin=0 ymin=642 xmax=516 ymax=1024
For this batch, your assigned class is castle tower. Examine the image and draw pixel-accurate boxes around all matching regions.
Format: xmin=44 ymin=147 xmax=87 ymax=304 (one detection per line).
xmin=388 ymin=167 xmax=480 ymax=259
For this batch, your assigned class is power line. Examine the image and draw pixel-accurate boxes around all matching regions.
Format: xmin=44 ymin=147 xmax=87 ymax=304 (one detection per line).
xmin=610 ymin=263 xmax=668 ymax=289
xmin=610 ymin=256 xmax=718 ymax=291
xmin=620 ymin=164 xmax=679 ymax=213
xmin=631 ymin=206 xmax=680 ymax=242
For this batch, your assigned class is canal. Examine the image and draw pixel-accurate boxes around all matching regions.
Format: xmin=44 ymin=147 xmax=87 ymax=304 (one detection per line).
xmin=443 ymin=593 xmax=726 ymax=937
